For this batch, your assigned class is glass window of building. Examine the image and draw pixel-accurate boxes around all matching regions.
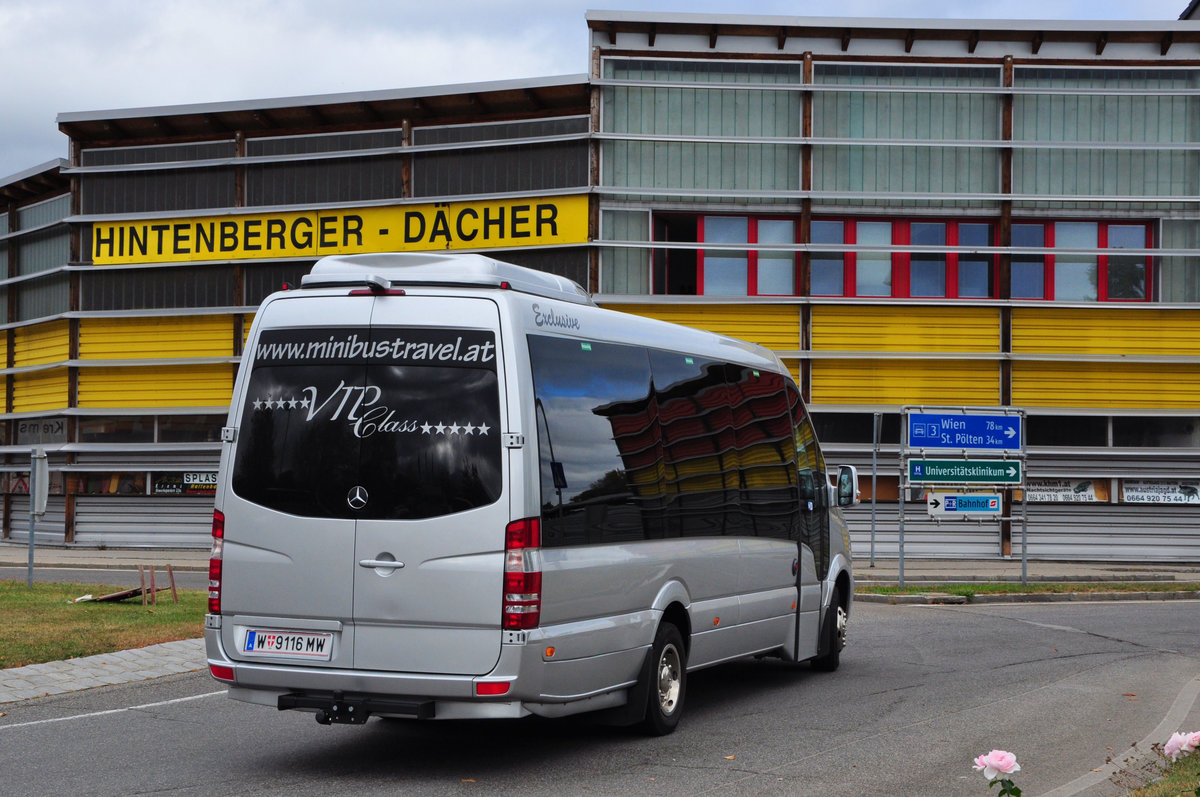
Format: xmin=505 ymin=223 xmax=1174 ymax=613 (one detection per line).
xmin=957 ymin=223 xmax=993 ymax=298
xmin=756 ymin=219 xmax=796 ymax=295
xmin=79 ymin=417 xmax=154 ymax=443
xmin=855 ymin=221 xmax=893 ymax=297
xmin=1054 ymin=222 xmax=1099 ymax=302
xmin=701 ymin=216 xmax=749 ymax=295
xmin=810 ymin=221 xmax=845 ymax=296
xmin=698 ymin=216 xmax=796 ymax=297
xmin=1011 ymin=221 xmax=1151 ymax=302
xmin=1105 ymin=225 xmax=1148 ymax=300
xmin=909 ymin=222 xmax=946 ymax=298
xmin=1011 ymin=223 xmax=1046 ymax=299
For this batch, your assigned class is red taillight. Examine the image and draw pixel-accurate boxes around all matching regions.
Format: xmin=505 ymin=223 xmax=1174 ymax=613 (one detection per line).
xmin=209 ymin=663 xmax=235 ymax=683
xmin=475 ymin=681 xmax=511 ymax=696
xmin=208 ymin=510 xmax=224 ymax=614
xmin=502 ymin=518 xmax=541 ymax=630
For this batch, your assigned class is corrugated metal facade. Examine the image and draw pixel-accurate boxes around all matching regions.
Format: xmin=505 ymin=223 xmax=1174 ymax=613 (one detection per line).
xmin=73 ymin=496 xmax=213 ymax=548
xmin=77 ymin=364 xmax=235 ymax=408
xmin=846 ymin=504 xmax=1200 ymax=562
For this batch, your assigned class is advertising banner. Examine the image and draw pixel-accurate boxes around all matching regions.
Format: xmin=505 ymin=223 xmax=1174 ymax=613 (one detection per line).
xmin=93 ymin=194 xmax=589 ymax=265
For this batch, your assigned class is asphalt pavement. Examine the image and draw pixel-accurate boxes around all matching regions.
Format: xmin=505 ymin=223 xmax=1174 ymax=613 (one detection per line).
xmin=2 ymin=541 xmax=1198 ymax=707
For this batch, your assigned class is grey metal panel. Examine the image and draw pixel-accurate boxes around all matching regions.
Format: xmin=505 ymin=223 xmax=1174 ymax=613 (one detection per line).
xmin=1023 ymin=503 xmax=1200 ymax=562
xmin=73 ymin=495 xmax=213 ymax=548
xmin=846 ymin=502 xmax=1200 ymax=562
xmin=8 ymin=496 xmax=67 ymax=545
xmin=81 ymin=168 xmax=236 ymax=215
xmin=70 ymin=451 xmax=221 ymax=470
xmin=1027 ymin=451 xmax=1200 ymax=478
xmin=845 ymin=505 xmax=1001 ymax=558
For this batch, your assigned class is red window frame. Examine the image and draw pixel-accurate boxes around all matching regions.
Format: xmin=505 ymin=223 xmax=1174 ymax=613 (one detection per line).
xmin=815 ymin=217 xmax=998 ymax=299
xmin=680 ymin=213 xmax=1153 ymax=302
xmin=1015 ymin=220 xmax=1153 ymax=302
xmin=697 ymin=215 xmax=799 ymax=296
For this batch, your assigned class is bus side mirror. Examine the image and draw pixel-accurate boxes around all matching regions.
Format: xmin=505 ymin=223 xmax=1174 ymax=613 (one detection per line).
xmin=836 ymin=465 xmax=860 ymax=507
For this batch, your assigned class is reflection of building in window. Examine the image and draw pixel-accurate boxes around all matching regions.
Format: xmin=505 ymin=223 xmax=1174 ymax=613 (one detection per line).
xmin=530 ymin=334 xmax=831 ymax=549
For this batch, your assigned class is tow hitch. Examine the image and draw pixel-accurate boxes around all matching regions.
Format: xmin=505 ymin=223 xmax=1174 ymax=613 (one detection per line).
xmin=315 ymin=696 xmax=369 ymax=725
xmin=278 ymin=692 xmax=435 ymax=725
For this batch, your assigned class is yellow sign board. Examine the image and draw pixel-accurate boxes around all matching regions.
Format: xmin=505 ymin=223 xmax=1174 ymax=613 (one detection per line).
xmin=92 ymin=194 xmax=589 ymax=265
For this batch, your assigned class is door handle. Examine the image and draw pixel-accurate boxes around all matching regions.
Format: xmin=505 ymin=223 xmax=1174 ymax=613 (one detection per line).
xmin=358 ymin=559 xmax=405 ymax=569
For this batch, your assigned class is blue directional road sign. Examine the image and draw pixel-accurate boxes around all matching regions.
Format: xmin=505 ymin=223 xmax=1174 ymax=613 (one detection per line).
xmin=907 ymin=412 xmax=1021 ymax=452
xmin=927 ymin=492 xmax=1003 ymax=518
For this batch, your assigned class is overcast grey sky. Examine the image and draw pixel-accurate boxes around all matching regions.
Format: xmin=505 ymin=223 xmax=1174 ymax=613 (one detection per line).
xmin=0 ymin=0 xmax=1193 ymax=181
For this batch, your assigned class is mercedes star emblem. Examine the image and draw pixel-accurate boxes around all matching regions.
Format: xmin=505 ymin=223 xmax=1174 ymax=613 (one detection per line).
xmin=347 ymin=485 xmax=369 ymax=510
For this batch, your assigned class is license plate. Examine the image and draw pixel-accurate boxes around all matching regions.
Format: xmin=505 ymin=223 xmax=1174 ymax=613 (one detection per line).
xmin=242 ymin=629 xmax=334 ymax=660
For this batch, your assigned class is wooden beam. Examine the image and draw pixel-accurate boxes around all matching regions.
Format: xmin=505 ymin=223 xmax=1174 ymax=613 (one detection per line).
xmin=777 ymin=26 xmax=787 ymax=51
xmin=1031 ymin=31 xmax=1043 ymax=55
xmin=841 ymin=29 xmax=852 ymax=52
xmin=201 ymin=113 xmax=230 ymax=133
xmin=606 ymin=22 xmax=616 ymax=45
xmin=357 ymin=101 xmax=383 ymax=122
xmin=905 ymin=29 xmax=916 ymax=54
xmin=303 ymin=105 xmax=330 ymax=126
xmin=968 ymin=30 xmax=980 ymax=54
xmin=648 ymin=23 xmax=656 ymax=47
xmin=1095 ymin=32 xmax=1108 ymax=56
xmin=1161 ymin=32 xmax=1173 ymax=55
xmin=522 ymin=89 xmax=545 ymax=110
xmin=709 ymin=25 xmax=718 ymax=49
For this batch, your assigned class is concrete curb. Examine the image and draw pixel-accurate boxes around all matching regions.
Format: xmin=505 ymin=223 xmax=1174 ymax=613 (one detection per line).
xmin=855 ymin=590 xmax=1200 ymax=605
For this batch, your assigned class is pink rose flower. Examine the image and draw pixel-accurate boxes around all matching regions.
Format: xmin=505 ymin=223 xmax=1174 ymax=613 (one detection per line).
xmin=1189 ymin=731 xmax=1200 ymax=754
xmin=1165 ymin=731 xmax=1191 ymax=762
xmin=974 ymin=749 xmax=1021 ymax=780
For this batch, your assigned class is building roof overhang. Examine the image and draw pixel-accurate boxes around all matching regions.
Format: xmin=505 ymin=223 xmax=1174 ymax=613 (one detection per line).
xmin=0 ymin=159 xmax=70 ymax=206
xmin=586 ymin=11 xmax=1200 ymax=56
xmin=57 ymin=74 xmax=590 ymax=147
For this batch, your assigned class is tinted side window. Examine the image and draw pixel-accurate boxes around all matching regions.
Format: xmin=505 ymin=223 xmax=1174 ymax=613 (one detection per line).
xmin=790 ymin=384 xmax=830 ymax=574
xmin=529 ymin=335 xmax=655 ymax=547
xmin=232 ymin=326 xmax=502 ymax=519
xmin=729 ymin=367 xmax=797 ymax=539
xmin=651 ymin=352 xmax=736 ymax=538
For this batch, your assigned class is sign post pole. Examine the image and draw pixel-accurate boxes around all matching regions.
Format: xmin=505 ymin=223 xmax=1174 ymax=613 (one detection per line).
xmin=27 ymin=448 xmax=48 ymax=588
xmin=870 ymin=412 xmax=880 ymax=568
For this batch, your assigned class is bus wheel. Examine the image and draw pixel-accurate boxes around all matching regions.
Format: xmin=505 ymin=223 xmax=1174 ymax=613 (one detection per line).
xmin=642 ymin=622 xmax=686 ymax=735
xmin=811 ymin=586 xmax=846 ymax=672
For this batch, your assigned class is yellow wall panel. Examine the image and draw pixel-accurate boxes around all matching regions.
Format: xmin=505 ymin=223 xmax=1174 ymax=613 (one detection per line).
xmin=78 ymin=364 xmax=235 ymax=408
xmin=1012 ymin=307 xmax=1200 ymax=356
xmin=1012 ymin=362 xmax=1200 ymax=409
xmin=812 ymin=359 xmax=1000 ymax=405
xmin=812 ymin=305 xmax=1001 ymax=353
xmin=13 ymin=321 xmax=69 ymax=367
xmin=607 ymin=304 xmax=801 ymax=351
xmin=79 ymin=316 xmax=234 ymax=359
xmin=12 ymin=369 xmax=69 ymax=413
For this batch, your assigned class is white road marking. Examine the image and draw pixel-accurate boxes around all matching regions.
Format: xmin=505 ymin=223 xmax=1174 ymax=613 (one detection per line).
xmin=0 ymin=690 xmax=224 ymax=730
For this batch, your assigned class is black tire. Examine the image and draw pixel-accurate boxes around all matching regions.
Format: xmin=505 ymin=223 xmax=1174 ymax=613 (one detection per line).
xmin=811 ymin=586 xmax=847 ymax=673
xmin=641 ymin=622 xmax=686 ymax=735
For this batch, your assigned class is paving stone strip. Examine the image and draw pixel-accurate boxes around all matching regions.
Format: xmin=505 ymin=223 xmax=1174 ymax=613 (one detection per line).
xmin=0 ymin=638 xmax=204 ymax=705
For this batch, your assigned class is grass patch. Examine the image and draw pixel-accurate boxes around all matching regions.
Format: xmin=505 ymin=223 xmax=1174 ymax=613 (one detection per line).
xmin=857 ymin=581 xmax=1200 ymax=600
xmin=1120 ymin=747 xmax=1200 ymax=796
xmin=0 ymin=580 xmax=206 ymax=669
